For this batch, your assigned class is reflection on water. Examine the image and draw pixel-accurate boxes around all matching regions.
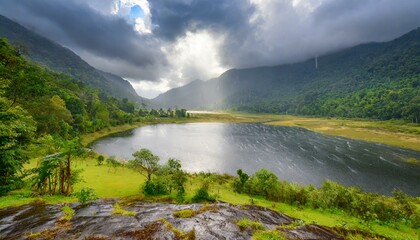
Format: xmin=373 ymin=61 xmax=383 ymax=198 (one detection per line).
xmin=91 ymin=123 xmax=420 ymax=195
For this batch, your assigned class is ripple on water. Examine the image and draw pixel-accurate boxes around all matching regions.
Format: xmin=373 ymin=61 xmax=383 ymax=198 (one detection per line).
xmin=91 ymin=123 xmax=420 ymax=195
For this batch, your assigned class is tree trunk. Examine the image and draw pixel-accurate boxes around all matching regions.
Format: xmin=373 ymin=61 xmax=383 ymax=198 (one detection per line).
xmin=59 ymin=163 xmax=65 ymax=194
xmin=52 ymin=169 xmax=57 ymax=195
xmin=65 ymin=154 xmax=71 ymax=196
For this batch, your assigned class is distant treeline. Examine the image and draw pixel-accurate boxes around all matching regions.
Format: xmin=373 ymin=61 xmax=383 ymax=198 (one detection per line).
xmin=235 ymin=75 xmax=420 ymax=123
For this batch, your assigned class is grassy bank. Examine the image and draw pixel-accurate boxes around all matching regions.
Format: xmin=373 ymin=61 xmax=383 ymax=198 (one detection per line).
xmin=1 ymin=156 xmax=418 ymax=240
xmin=265 ymin=115 xmax=420 ymax=151
xmin=2 ymin=114 xmax=419 ymax=239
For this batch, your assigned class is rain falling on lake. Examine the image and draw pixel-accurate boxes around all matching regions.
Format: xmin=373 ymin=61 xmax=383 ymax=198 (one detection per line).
xmin=91 ymin=123 xmax=420 ymax=195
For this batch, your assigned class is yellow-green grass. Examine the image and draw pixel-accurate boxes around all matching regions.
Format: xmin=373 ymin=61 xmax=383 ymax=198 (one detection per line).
xmin=266 ymin=115 xmax=420 ymax=151
xmin=112 ymin=202 xmax=136 ymax=216
xmin=0 ymin=163 xmax=418 ymax=239
xmin=210 ymin=184 xmax=418 ymax=240
xmin=253 ymin=229 xmax=287 ymax=240
xmin=174 ymin=176 xmax=419 ymax=240
xmin=1 ymin=114 xmax=419 ymax=238
xmin=0 ymin=156 xmax=144 ymax=208
xmin=235 ymin=218 xmax=266 ymax=231
xmin=72 ymin=157 xmax=146 ymax=197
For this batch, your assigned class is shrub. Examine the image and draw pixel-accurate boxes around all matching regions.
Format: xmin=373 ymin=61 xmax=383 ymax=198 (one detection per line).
xmin=143 ymin=178 xmax=168 ymax=196
xmin=246 ymin=169 xmax=279 ymax=198
xmin=97 ymin=155 xmax=104 ymax=165
xmin=191 ymin=187 xmax=215 ymax=202
xmin=233 ymin=169 xmax=249 ymax=193
xmin=77 ymin=187 xmax=98 ymax=205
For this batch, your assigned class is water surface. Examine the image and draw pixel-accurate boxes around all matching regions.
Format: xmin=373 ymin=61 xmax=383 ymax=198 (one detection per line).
xmin=91 ymin=123 xmax=420 ymax=195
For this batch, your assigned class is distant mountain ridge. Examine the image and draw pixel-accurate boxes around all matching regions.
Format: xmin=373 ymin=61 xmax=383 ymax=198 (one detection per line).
xmin=153 ymin=27 xmax=420 ymax=122
xmin=0 ymin=15 xmax=143 ymax=102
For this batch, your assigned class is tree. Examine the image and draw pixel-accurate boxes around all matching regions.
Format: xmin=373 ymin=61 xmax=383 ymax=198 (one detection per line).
xmin=33 ymin=137 xmax=88 ymax=196
xmin=33 ymin=95 xmax=73 ymax=135
xmin=130 ymin=148 xmax=160 ymax=181
xmin=0 ymin=97 xmax=36 ymax=195
xmin=248 ymin=169 xmax=278 ymax=198
xmin=165 ymin=158 xmax=187 ymax=195
xmin=233 ymin=169 xmax=249 ymax=193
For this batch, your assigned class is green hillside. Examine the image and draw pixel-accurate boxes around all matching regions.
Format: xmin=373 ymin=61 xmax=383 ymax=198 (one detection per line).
xmin=154 ymin=27 xmax=420 ymax=123
xmin=0 ymin=38 xmax=140 ymax=136
xmin=0 ymin=15 xmax=143 ymax=103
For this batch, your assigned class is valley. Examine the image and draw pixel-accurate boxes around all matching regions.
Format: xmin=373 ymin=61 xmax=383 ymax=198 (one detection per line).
xmin=0 ymin=3 xmax=419 ymax=239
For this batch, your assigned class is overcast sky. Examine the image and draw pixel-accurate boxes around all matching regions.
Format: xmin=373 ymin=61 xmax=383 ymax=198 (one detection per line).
xmin=1 ymin=0 xmax=419 ymax=98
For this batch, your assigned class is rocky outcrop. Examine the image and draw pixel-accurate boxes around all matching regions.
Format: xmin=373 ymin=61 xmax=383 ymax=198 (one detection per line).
xmin=0 ymin=199 xmax=344 ymax=240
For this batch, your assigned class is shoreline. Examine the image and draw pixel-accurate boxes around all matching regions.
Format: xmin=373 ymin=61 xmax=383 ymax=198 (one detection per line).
xmin=83 ymin=113 xmax=420 ymax=152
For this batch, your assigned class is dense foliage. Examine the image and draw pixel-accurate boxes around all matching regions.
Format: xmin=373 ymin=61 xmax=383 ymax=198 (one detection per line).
xmin=0 ymin=39 xmax=188 ymax=195
xmin=0 ymin=15 xmax=142 ymax=102
xmin=234 ymin=169 xmax=420 ymax=227
xmin=0 ymin=96 xmax=35 ymax=195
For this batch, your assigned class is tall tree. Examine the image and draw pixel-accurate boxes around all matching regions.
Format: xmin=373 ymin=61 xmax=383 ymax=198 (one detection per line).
xmin=130 ymin=148 xmax=160 ymax=181
xmin=0 ymin=96 xmax=36 ymax=195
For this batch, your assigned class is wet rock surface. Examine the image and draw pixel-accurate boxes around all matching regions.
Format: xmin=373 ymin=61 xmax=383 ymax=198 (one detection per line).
xmin=0 ymin=200 xmax=344 ymax=239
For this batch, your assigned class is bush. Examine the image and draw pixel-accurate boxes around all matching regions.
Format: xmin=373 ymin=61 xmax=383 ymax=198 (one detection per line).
xmin=97 ymin=155 xmax=104 ymax=165
xmin=236 ymin=168 xmax=417 ymax=224
xmin=191 ymin=187 xmax=215 ymax=202
xmin=246 ymin=169 xmax=279 ymax=198
xmin=233 ymin=169 xmax=249 ymax=193
xmin=143 ymin=179 xmax=168 ymax=196
xmin=77 ymin=187 xmax=98 ymax=205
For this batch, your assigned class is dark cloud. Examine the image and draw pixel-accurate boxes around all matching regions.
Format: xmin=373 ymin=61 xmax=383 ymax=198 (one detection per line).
xmin=221 ymin=0 xmax=420 ymax=68
xmin=1 ymin=0 xmax=420 ymax=96
xmin=0 ymin=0 xmax=165 ymax=80
xmin=150 ymin=0 xmax=255 ymax=40
xmin=149 ymin=0 xmax=420 ymax=70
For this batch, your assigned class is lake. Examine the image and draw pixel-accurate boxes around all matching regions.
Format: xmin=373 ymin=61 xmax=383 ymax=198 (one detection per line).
xmin=91 ymin=123 xmax=420 ymax=195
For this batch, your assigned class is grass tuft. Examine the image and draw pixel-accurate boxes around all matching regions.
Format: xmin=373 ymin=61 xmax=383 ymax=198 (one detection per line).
xmin=159 ymin=218 xmax=195 ymax=240
xmin=59 ymin=205 xmax=75 ymax=222
xmin=173 ymin=209 xmax=195 ymax=218
xmin=253 ymin=229 xmax=287 ymax=240
xmin=236 ymin=218 xmax=266 ymax=232
xmin=112 ymin=202 xmax=136 ymax=216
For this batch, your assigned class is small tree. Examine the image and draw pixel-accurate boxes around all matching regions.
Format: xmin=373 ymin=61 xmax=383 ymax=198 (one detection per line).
xmin=233 ymin=169 xmax=249 ymax=193
xmin=130 ymin=148 xmax=160 ymax=181
xmin=97 ymin=155 xmax=104 ymax=165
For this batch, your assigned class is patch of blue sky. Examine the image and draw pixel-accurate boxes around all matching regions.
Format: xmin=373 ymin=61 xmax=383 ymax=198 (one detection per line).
xmin=130 ymin=5 xmax=144 ymax=19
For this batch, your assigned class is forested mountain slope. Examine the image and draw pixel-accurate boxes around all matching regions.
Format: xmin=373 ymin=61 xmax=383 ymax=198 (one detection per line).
xmin=0 ymin=38 xmax=139 ymax=136
xmin=154 ymin=27 xmax=420 ymax=122
xmin=0 ymin=15 xmax=142 ymax=102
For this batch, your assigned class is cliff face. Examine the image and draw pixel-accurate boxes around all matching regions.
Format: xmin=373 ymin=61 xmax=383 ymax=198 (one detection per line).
xmin=0 ymin=200 xmax=348 ymax=240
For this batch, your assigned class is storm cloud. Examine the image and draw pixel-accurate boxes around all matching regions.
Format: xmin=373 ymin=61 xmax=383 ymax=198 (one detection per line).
xmin=0 ymin=0 xmax=419 ymax=97
xmin=0 ymin=0 xmax=165 ymax=80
